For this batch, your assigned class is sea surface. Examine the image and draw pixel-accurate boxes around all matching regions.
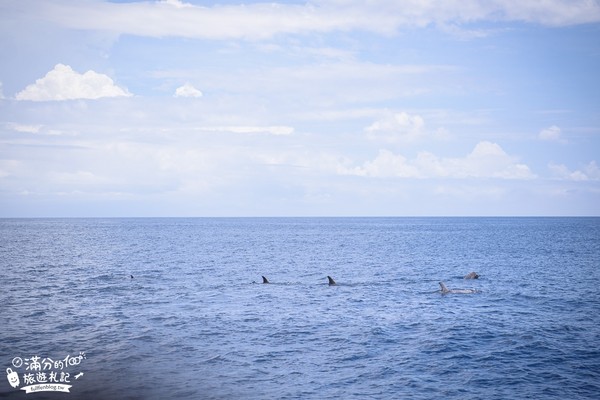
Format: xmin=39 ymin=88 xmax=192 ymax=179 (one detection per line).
xmin=1 ymin=217 xmax=599 ymax=399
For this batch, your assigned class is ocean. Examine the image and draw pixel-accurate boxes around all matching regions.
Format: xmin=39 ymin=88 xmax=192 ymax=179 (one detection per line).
xmin=1 ymin=217 xmax=599 ymax=399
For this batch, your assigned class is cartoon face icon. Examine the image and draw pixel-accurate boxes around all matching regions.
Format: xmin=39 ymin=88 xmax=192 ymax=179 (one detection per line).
xmin=6 ymin=368 xmax=20 ymax=388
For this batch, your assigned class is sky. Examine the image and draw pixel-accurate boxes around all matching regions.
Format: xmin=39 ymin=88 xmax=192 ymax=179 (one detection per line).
xmin=1 ymin=0 xmax=599 ymax=217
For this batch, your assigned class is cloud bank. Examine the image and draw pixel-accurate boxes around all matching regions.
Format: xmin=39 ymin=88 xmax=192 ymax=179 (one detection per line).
xmin=15 ymin=64 xmax=131 ymax=101
xmin=549 ymin=161 xmax=600 ymax=181
xmin=18 ymin=0 xmax=600 ymax=41
xmin=342 ymin=141 xmax=535 ymax=179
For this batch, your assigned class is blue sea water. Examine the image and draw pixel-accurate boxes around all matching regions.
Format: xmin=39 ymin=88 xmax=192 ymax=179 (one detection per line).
xmin=1 ymin=217 xmax=599 ymax=399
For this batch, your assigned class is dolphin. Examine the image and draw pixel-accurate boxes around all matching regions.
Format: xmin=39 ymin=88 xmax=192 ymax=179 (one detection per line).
xmin=464 ymin=272 xmax=479 ymax=279
xmin=439 ymin=281 xmax=478 ymax=294
xmin=261 ymin=276 xmax=270 ymax=284
xmin=327 ymin=276 xmax=336 ymax=286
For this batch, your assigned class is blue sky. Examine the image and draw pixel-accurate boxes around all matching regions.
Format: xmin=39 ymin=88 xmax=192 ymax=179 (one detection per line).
xmin=1 ymin=0 xmax=599 ymax=216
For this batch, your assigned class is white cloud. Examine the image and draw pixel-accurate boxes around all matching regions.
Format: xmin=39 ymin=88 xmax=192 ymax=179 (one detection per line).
xmin=366 ymin=112 xmax=426 ymax=143
xmin=5 ymin=123 xmax=43 ymax=134
xmin=464 ymin=141 xmax=534 ymax=179
xmin=15 ymin=64 xmax=131 ymax=101
xmin=4 ymin=122 xmax=75 ymax=136
xmin=342 ymin=141 xmax=536 ymax=179
xmin=17 ymin=0 xmax=600 ymax=41
xmin=160 ymin=0 xmax=192 ymax=9
xmin=0 ymin=82 xmax=4 ymax=99
xmin=365 ymin=111 xmax=452 ymax=143
xmin=437 ymin=22 xmax=502 ymax=40
xmin=345 ymin=149 xmax=420 ymax=178
xmin=174 ymin=82 xmax=203 ymax=98
xmin=539 ymin=125 xmax=566 ymax=143
xmin=549 ymin=161 xmax=600 ymax=181
xmin=199 ymin=126 xmax=294 ymax=136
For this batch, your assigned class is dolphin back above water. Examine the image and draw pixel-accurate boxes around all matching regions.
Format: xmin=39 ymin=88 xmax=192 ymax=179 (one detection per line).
xmin=464 ymin=272 xmax=479 ymax=279
xmin=439 ymin=281 xmax=478 ymax=294
xmin=327 ymin=276 xmax=336 ymax=286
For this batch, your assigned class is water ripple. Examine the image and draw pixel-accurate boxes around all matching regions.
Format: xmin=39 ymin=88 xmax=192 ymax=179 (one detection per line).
xmin=1 ymin=217 xmax=599 ymax=399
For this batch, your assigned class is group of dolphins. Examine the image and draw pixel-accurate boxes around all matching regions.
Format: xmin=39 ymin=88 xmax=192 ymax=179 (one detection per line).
xmin=258 ymin=271 xmax=481 ymax=294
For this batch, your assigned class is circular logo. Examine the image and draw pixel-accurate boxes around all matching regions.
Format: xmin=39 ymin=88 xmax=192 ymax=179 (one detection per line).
xmin=12 ymin=357 xmax=23 ymax=368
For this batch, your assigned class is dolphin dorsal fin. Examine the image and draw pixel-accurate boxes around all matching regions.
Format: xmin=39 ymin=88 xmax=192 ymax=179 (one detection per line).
xmin=439 ymin=282 xmax=449 ymax=293
xmin=262 ymin=276 xmax=269 ymax=284
xmin=327 ymin=276 xmax=336 ymax=285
